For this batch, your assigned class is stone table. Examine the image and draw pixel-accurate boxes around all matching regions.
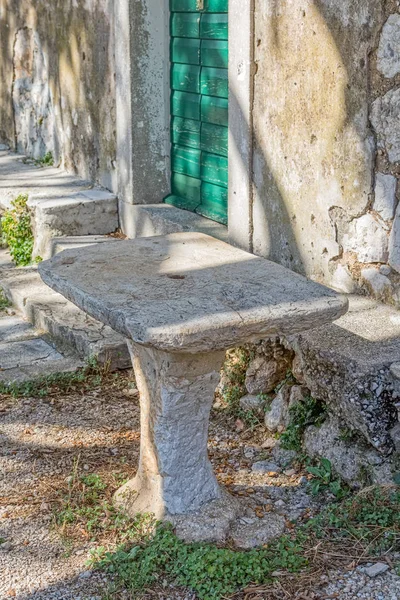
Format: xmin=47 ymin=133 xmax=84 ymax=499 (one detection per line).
xmin=39 ymin=232 xmax=348 ymax=539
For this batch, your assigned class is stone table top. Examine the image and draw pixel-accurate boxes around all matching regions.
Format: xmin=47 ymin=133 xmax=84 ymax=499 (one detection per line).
xmin=39 ymin=232 xmax=348 ymax=352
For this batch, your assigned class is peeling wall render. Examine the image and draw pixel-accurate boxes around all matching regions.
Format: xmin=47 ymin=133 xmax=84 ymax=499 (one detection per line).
xmin=250 ymin=0 xmax=400 ymax=310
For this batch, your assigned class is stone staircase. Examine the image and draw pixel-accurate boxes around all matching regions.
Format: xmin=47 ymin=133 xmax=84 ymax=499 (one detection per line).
xmin=0 ymin=150 xmax=130 ymax=380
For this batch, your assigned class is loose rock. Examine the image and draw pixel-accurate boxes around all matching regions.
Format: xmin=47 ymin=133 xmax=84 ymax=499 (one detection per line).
xmin=230 ymin=514 xmax=286 ymax=549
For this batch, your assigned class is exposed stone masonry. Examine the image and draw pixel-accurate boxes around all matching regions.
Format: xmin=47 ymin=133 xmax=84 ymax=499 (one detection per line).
xmin=331 ymin=5 xmax=400 ymax=305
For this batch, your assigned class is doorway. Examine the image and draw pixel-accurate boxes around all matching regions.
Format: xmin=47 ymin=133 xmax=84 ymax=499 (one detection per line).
xmin=164 ymin=0 xmax=228 ymax=225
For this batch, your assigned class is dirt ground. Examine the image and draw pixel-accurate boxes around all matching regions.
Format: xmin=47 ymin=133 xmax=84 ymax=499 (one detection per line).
xmin=0 ymin=370 xmax=399 ymax=600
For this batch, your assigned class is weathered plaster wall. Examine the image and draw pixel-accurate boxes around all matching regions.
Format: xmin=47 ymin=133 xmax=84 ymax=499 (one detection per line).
xmin=0 ymin=0 xmax=116 ymax=191
xmin=252 ymin=0 xmax=400 ymax=306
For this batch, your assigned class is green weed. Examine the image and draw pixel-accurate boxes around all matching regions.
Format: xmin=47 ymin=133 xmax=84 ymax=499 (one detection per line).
xmin=55 ymin=460 xmax=154 ymax=546
xmin=307 ymin=457 xmax=349 ymax=499
xmin=90 ymin=486 xmax=400 ymax=600
xmin=1 ymin=194 xmax=35 ymax=266
xmin=0 ymin=356 xmax=110 ymax=398
xmin=35 ymin=151 xmax=54 ymax=167
xmin=0 ymin=289 xmax=11 ymax=312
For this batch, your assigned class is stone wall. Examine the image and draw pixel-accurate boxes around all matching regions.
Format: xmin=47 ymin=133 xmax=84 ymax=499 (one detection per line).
xmin=0 ymin=0 xmax=117 ymax=192
xmin=252 ymin=0 xmax=400 ymax=307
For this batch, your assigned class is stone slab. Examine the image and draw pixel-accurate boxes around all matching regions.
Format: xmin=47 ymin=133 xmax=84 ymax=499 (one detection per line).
xmin=0 ymin=315 xmax=37 ymax=343
xmin=39 ymin=232 xmax=348 ymax=353
xmin=119 ymin=202 xmax=228 ymax=243
xmin=0 ymin=251 xmax=130 ymax=369
xmin=48 ymin=236 xmax=120 ymax=257
xmin=0 ymin=338 xmax=63 ymax=370
xmin=0 ymin=356 xmax=84 ymax=384
xmin=290 ymin=295 xmax=400 ymax=453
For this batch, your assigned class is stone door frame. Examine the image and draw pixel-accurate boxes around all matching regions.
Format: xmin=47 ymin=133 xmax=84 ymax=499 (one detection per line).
xmin=115 ymin=0 xmax=254 ymax=252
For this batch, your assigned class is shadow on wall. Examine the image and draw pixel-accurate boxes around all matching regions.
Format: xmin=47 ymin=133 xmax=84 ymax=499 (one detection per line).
xmin=248 ymin=0 xmax=383 ymax=285
xmin=0 ymin=0 xmax=117 ymax=191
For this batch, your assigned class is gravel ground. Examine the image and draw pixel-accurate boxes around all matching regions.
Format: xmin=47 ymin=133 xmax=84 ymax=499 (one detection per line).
xmin=0 ymin=371 xmax=399 ymax=600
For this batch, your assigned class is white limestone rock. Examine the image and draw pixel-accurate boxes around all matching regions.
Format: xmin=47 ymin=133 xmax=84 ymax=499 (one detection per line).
xmin=390 ymin=363 xmax=400 ymax=380
xmin=265 ymin=385 xmax=291 ymax=432
xmin=331 ymin=264 xmax=357 ymax=294
xmin=342 ymin=213 xmax=389 ymax=263
xmin=377 ymin=14 xmax=400 ymax=79
xmin=245 ymin=355 xmax=288 ymax=395
xmin=361 ymin=268 xmax=392 ymax=295
xmin=371 ymin=88 xmax=400 ymax=164
xmin=252 ymin=461 xmax=281 ymax=474
xmin=231 ymin=514 xmax=286 ymax=549
xmin=373 ymin=173 xmax=397 ymax=221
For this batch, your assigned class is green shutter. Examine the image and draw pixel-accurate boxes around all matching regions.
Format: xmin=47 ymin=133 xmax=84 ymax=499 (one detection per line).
xmin=165 ymin=0 xmax=228 ymax=225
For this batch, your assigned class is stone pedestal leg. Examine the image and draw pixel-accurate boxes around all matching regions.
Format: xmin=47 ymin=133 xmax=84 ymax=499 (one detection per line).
xmin=114 ymin=341 xmax=227 ymax=519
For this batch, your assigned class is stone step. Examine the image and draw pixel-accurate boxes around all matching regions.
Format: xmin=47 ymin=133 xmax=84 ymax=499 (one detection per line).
xmin=0 ymin=151 xmax=119 ymax=260
xmin=48 ymin=235 xmax=121 ymax=257
xmin=29 ymin=190 xmax=119 ymax=259
xmin=0 ymin=314 xmax=39 ymax=343
xmin=0 ymin=353 xmax=84 ymax=384
xmin=0 ymin=250 xmax=130 ymax=370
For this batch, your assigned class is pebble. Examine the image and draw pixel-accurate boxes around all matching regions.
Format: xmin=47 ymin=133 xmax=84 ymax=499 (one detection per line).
xmin=252 ymin=461 xmax=281 ymax=474
xmin=365 ymin=563 xmax=390 ymax=578
xmin=274 ymin=499 xmax=285 ymax=508
xmin=79 ymin=571 xmax=92 ymax=579
xmin=0 ymin=542 xmax=12 ymax=552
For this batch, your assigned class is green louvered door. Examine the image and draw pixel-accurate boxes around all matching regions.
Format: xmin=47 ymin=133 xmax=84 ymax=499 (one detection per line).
xmin=164 ymin=0 xmax=228 ymax=225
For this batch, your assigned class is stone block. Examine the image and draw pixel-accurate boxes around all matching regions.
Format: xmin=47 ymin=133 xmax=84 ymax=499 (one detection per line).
xmin=289 ymin=295 xmax=400 ymax=454
xmin=361 ymin=268 xmax=392 ymax=296
xmin=342 ymin=213 xmax=389 ymax=263
xmin=252 ymin=461 xmax=281 ymax=474
xmin=230 ymin=514 xmax=286 ymax=549
xmin=374 ymin=173 xmax=397 ymax=221
xmin=245 ymin=355 xmax=289 ymax=395
xmin=371 ymin=88 xmax=400 ymax=164
xmin=377 ymin=14 xmax=400 ymax=78
xmin=331 ymin=264 xmax=357 ymax=294
xmin=28 ymin=190 xmax=119 ymax=259
xmin=364 ymin=563 xmax=390 ymax=578
xmin=265 ymin=385 xmax=291 ymax=432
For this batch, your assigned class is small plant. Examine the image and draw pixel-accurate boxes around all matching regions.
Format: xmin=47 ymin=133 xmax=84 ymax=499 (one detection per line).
xmin=55 ymin=460 xmax=155 ymax=546
xmin=1 ymin=194 xmax=34 ymax=266
xmin=36 ymin=151 xmax=54 ymax=166
xmin=280 ymin=395 xmax=326 ymax=451
xmin=0 ymin=289 xmax=11 ymax=312
xmin=0 ymin=356 xmax=111 ymax=398
xmin=89 ymin=486 xmax=400 ymax=600
xmin=307 ymin=457 xmax=349 ymax=499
